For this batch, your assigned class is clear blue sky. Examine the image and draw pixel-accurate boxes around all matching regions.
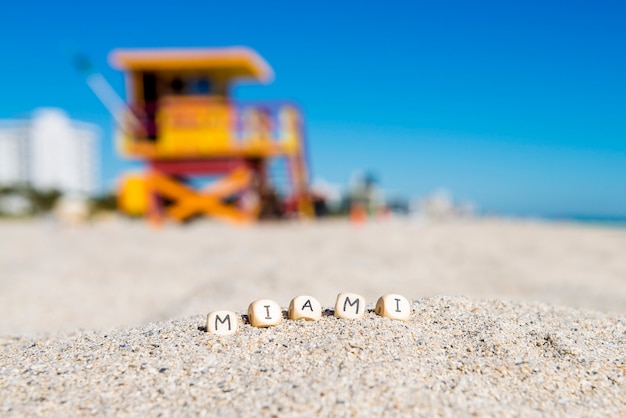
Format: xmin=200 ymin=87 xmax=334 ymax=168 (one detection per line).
xmin=1 ymin=0 xmax=624 ymax=217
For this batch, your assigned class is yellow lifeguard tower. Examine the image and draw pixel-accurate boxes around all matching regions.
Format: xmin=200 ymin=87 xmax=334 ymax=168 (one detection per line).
xmin=110 ymin=47 xmax=313 ymax=223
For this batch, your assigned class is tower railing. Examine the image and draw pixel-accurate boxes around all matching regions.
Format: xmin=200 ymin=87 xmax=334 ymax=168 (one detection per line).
xmin=117 ymin=98 xmax=303 ymax=160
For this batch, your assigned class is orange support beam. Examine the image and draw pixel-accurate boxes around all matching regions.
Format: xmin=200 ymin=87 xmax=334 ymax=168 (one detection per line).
xmin=147 ymin=167 xmax=256 ymax=224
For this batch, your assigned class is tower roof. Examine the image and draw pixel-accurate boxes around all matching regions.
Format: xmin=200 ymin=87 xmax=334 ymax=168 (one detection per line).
xmin=109 ymin=47 xmax=274 ymax=83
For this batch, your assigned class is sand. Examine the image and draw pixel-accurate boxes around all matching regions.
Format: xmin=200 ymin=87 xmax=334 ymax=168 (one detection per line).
xmin=1 ymin=218 xmax=625 ymax=335
xmin=1 ymin=218 xmax=625 ymax=415
xmin=2 ymin=298 xmax=625 ymax=416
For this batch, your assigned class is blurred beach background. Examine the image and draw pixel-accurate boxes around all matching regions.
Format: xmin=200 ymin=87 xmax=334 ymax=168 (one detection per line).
xmin=0 ymin=0 xmax=625 ymax=334
xmin=2 ymin=3 xmax=626 ymax=416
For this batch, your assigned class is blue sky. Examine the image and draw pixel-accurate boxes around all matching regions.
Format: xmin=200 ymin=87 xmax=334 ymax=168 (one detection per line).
xmin=1 ymin=0 xmax=624 ymax=217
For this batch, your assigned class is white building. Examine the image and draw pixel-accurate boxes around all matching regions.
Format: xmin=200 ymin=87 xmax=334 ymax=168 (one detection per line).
xmin=0 ymin=120 xmax=29 ymax=185
xmin=0 ymin=109 xmax=99 ymax=196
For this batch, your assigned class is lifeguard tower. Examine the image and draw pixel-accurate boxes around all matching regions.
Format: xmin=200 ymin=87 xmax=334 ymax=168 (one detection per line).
xmin=110 ymin=47 xmax=313 ymax=224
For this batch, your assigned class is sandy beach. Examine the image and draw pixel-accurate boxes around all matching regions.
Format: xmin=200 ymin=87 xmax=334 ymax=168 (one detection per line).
xmin=1 ymin=218 xmax=625 ymax=415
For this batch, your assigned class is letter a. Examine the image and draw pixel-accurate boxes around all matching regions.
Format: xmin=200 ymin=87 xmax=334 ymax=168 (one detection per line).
xmin=302 ymin=299 xmax=314 ymax=311
xmin=288 ymin=295 xmax=322 ymax=321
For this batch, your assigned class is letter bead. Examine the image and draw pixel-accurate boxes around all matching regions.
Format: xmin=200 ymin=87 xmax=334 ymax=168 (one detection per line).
xmin=374 ymin=294 xmax=411 ymax=321
xmin=248 ymin=299 xmax=283 ymax=328
xmin=288 ymin=295 xmax=322 ymax=321
xmin=206 ymin=310 xmax=239 ymax=335
xmin=334 ymin=292 xmax=366 ymax=319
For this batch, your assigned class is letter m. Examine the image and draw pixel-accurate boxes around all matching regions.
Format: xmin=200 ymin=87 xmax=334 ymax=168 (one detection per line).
xmin=215 ymin=314 xmax=232 ymax=331
xmin=343 ymin=296 xmax=360 ymax=314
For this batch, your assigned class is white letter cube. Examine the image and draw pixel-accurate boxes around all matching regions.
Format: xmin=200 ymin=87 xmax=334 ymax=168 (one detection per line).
xmin=288 ymin=295 xmax=322 ymax=321
xmin=206 ymin=310 xmax=239 ymax=335
xmin=334 ymin=292 xmax=366 ymax=319
xmin=248 ymin=299 xmax=283 ymax=327
xmin=375 ymin=294 xmax=411 ymax=321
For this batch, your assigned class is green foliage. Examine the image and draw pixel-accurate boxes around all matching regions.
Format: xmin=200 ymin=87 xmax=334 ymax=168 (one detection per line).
xmin=31 ymin=189 xmax=62 ymax=213
xmin=0 ymin=184 xmax=61 ymax=216
xmin=89 ymin=193 xmax=118 ymax=213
